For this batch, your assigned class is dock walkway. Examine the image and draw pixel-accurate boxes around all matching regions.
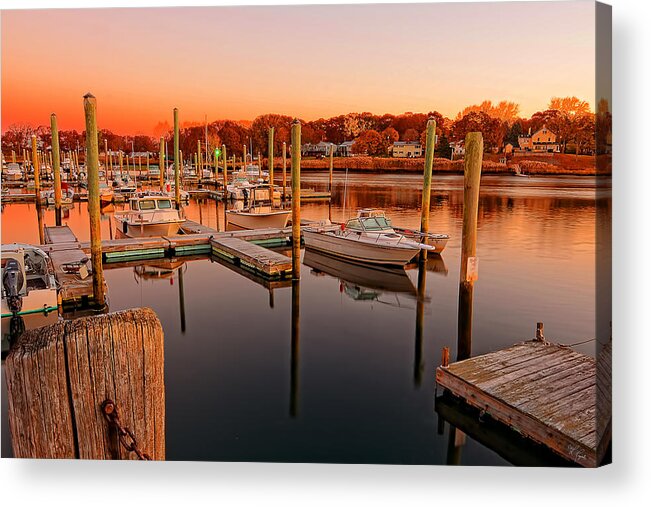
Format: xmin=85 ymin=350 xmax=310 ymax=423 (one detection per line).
xmin=435 ymin=339 xmax=611 ymax=467
xmin=42 ymin=226 xmax=100 ymax=306
xmin=211 ymin=237 xmax=292 ymax=279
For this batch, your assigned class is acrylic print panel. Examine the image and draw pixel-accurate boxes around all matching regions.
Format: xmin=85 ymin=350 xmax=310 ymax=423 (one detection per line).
xmin=0 ymin=1 xmax=611 ymax=466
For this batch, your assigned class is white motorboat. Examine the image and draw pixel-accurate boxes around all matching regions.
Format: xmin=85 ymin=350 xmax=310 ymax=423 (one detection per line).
xmin=3 ymin=163 xmax=23 ymax=181
xmin=113 ymin=174 xmax=137 ymax=193
xmin=163 ymin=181 xmax=190 ymax=202
xmin=40 ymin=187 xmax=75 ymax=205
xmin=303 ymin=209 xmax=449 ymax=267
xmin=227 ymin=172 xmax=255 ymax=200
xmin=244 ymin=163 xmax=268 ymax=184
xmin=114 ymin=193 xmax=185 ymax=237
xmin=1 ymin=244 xmax=58 ymax=319
xmin=226 ymin=205 xmax=290 ymax=230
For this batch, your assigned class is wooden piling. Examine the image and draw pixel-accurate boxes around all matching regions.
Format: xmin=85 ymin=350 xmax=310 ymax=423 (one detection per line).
xmin=104 ymin=139 xmax=108 ymax=173
xmin=242 ymin=144 xmax=246 ymax=172
xmin=197 ymin=139 xmax=202 ymax=177
xmin=5 ymin=308 xmax=165 ymax=459
xmin=282 ymin=141 xmax=287 ymax=201
xmin=420 ymin=118 xmax=436 ymax=260
xmin=214 ymin=146 xmax=219 ymax=182
xmin=222 ymin=144 xmax=227 ymax=193
xmin=414 ymin=261 xmax=427 ymax=385
xmin=118 ymin=151 xmax=123 ymax=178
xmin=457 ymin=132 xmax=483 ymax=360
xmin=174 ymin=108 xmax=181 ymax=208
xmin=159 ymin=137 xmax=165 ymax=191
xmin=291 ymin=120 xmax=301 ymax=279
xmin=84 ymin=93 xmax=106 ymax=308
xmin=51 ymin=113 xmax=63 ymax=226
xmin=536 ymin=322 xmax=545 ymax=342
xmin=11 ymin=150 xmax=16 ymax=163
xmin=258 ymin=151 xmax=262 ymax=180
xmin=329 ymin=143 xmax=334 ymax=193
xmin=268 ymin=127 xmax=275 ymax=201
xmin=32 ymin=135 xmax=45 ymax=245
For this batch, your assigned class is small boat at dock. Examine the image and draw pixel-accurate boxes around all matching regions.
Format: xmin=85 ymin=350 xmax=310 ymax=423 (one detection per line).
xmin=114 ymin=192 xmax=185 ymax=237
xmin=40 ymin=187 xmax=75 ymax=205
xmin=1 ymin=243 xmax=58 ymax=319
xmin=303 ymin=209 xmax=449 ymax=267
xmin=226 ymin=205 xmax=290 ymax=230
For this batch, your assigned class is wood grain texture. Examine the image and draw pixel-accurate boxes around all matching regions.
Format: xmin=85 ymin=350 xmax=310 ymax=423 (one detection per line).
xmin=436 ymin=340 xmax=611 ymax=467
xmin=5 ymin=308 xmax=165 ymax=460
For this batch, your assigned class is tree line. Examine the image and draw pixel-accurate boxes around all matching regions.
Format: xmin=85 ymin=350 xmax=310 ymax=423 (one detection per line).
xmin=1 ymin=96 xmax=610 ymax=160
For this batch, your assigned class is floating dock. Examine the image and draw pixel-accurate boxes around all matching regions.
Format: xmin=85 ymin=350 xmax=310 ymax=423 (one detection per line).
xmin=42 ymin=225 xmax=104 ymax=307
xmin=435 ymin=339 xmax=611 ymax=467
xmin=211 ymin=236 xmax=292 ymax=279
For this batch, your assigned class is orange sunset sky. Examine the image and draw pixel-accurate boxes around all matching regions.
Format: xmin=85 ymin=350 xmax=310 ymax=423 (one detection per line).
xmin=2 ymin=2 xmax=596 ymax=136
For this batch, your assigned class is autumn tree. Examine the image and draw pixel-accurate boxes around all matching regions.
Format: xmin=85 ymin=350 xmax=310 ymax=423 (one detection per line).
xmin=1 ymin=124 xmax=35 ymax=154
xmin=382 ymin=127 xmax=399 ymax=144
xmin=402 ymin=128 xmax=419 ymax=142
xmin=548 ymin=96 xmax=590 ymax=117
xmin=452 ymin=111 xmax=504 ymax=152
xmin=251 ymin=114 xmax=294 ymax=155
xmin=457 ymin=100 xmax=520 ymax=124
xmin=351 ymin=130 xmax=386 ymax=156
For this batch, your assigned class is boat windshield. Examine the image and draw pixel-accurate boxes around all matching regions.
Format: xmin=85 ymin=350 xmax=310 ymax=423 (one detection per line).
xmin=157 ymin=199 xmax=172 ymax=209
xmin=139 ymin=200 xmax=156 ymax=210
xmin=359 ymin=217 xmax=393 ymax=231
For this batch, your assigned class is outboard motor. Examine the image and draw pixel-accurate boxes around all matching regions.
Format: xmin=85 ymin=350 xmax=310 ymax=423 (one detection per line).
xmin=2 ymin=258 xmax=24 ymax=315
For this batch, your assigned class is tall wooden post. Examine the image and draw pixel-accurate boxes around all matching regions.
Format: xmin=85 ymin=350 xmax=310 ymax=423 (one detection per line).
xmin=11 ymin=150 xmax=16 ymax=163
xmin=258 ymin=151 xmax=262 ymax=180
xmin=84 ymin=93 xmax=106 ymax=308
xmin=291 ymin=120 xmax=301 ymax=279
xmin=328 ymin=143 xmax=334 ymax=193
xmin=222 ymin=145 xmax=227 ymax=197
xmin=457 ymin=131 xmax=483 ymax=361
xmin=159 ymin=137 xmax=165 ymax=191
xmin=104 ymin=139 xmax=108 ymax=173
xmin=174 ymin=108 xmax=181 ymax=208
xmin=118 ymin=151 xmax=123 ymax=179
xmin=51 ymin=113 xmax=63 ymax=226
xmin=146 ymin=152 xmax=150 ymax=178
xmin=31 ymin=135 xmax=45 ymax=245
xmin=214 ymin=147 xmax=219 ymax=182
xmin=179 ymin=149 xmax=184 ymax=186
xmin=268 ymin=127 xmax=275 ymax=202
xmin=420 ymin=118 xmax=436 ymax=260
xmin=197 ymin=139 xmax=202 ymax=177
xmin=242 ymin=144 xmax=246 ymax=172
xmin=282 ymin=141 xmax=287 ymax=201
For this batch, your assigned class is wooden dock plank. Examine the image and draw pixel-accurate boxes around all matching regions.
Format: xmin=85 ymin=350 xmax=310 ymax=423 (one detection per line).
xmin=211 ymin=236 xmax=292 ymax=278
xmin=44 ymin=225 xmax=78 ymax=245
xmin=436 ymin=340 xmax=611 ymax=467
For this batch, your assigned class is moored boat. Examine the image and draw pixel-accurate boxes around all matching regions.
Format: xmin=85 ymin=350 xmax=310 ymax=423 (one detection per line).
xmin=40 ymin=187 xmax=75 ymax=205
xmin=1 ymin=243 xmax=58 ymax=319
xmin=303 ymin=209 xmax=448 ymax=267
xmin=114 ymin=192 xmax=185 ymax=237
xmin=226 ymin=205 xmax=290 ymax=230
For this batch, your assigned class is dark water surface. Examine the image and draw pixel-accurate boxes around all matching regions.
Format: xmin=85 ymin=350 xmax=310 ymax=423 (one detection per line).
xmin=1 ymin=173 xmax=608 ymax=464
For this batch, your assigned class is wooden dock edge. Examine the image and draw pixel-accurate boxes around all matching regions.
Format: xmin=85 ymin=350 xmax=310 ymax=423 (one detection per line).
xmin=436 ymin=360 xmax=599 ymax=467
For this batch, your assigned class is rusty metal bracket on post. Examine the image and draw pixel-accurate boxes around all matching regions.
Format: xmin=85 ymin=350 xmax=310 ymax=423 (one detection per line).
xmin=101 ymin=399 xmax=151 ymax=460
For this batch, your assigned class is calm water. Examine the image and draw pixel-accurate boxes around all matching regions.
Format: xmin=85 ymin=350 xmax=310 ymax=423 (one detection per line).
xmin=1 ymin=173 xmax=609 ymax=464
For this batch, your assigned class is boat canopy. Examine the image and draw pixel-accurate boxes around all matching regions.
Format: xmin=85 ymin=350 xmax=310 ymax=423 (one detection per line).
xmin=347 ymin=215 xmax=393 ymax=231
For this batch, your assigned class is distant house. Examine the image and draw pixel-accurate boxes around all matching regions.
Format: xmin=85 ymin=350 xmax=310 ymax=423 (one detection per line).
xmin=391 ymin=141 xmax=423 ymax=158
xmin=518 ymin=126 xmax=560 ymax=153
xmin=301 ymin=141 xmax=334 ymax=157
xmin=449 ymin=140 xmax=465 ymax=159
xmin=336 ymin=141 xmax=354 ymax=157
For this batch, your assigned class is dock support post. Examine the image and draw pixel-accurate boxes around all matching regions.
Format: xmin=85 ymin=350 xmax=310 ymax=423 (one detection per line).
xmin=214 ymin=145 xmax=219 ymax=182
xmin=51 ymin=113 xmax=62 ymax=226
xmin=118 ymin=150 xmax=123 ymax=179
xmin=291 ymin=120 xmax=301 ymax=280
xmin=457 ymin=132 xmax=483 ymax=361
xmin=222 ymin=144 xmax=228 ymax=196
xmin=242 ymin=144 xmax=246 ymax=172
xmin=32 ymin=135 xmax=45 ymax=245
xmin=104 ymin=139 xmax=109 ymax=176
xmin=328 ymin=143 xmax=334 ymax=193
xmin=11 ymin=150 xmax=16 ymax=163
xmin=159 ymin=137 xmax=165 ymax=191
xmin=419 ymin=118 xmax=436 ymax=260
xmin=536 ymin=322 xmax=545 ymax=342
xmin=268 ymin=127 xmax=274 ymax=202
xmin=84 ymin=92 xmax=106 ymax=308
xmin=282 ymin=141 xmax=287 ymax=201
xmin=197 ymin=139 xmax=202 ymax=178
xmin=174 ymin=108 xmax=181 ymax=209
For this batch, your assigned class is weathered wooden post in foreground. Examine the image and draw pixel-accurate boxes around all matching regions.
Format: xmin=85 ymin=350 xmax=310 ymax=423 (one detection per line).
xmin=282 ymin=141 xmax=287 ymax=201
xmin=51 ymin=113 xmax=63 ymax=226
xmin=457 ymin=131 xmax=483 ymax=361
xmin=159 ymin=137 xmax=165 ymax=191
xmin=5 ymin=308 xmax=165 ymax=459
xmin=268 ymin=127 xmax=275 ymax=201
xmin=84 ymin=93 xmax=106 ymax=308
xmin=174 ymin=108 xmax=181 ymax=208
xmin=420 ymin=118 xmax=436 ymax=260
xmin=291 ymin=120 xmax=301 ymax=279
